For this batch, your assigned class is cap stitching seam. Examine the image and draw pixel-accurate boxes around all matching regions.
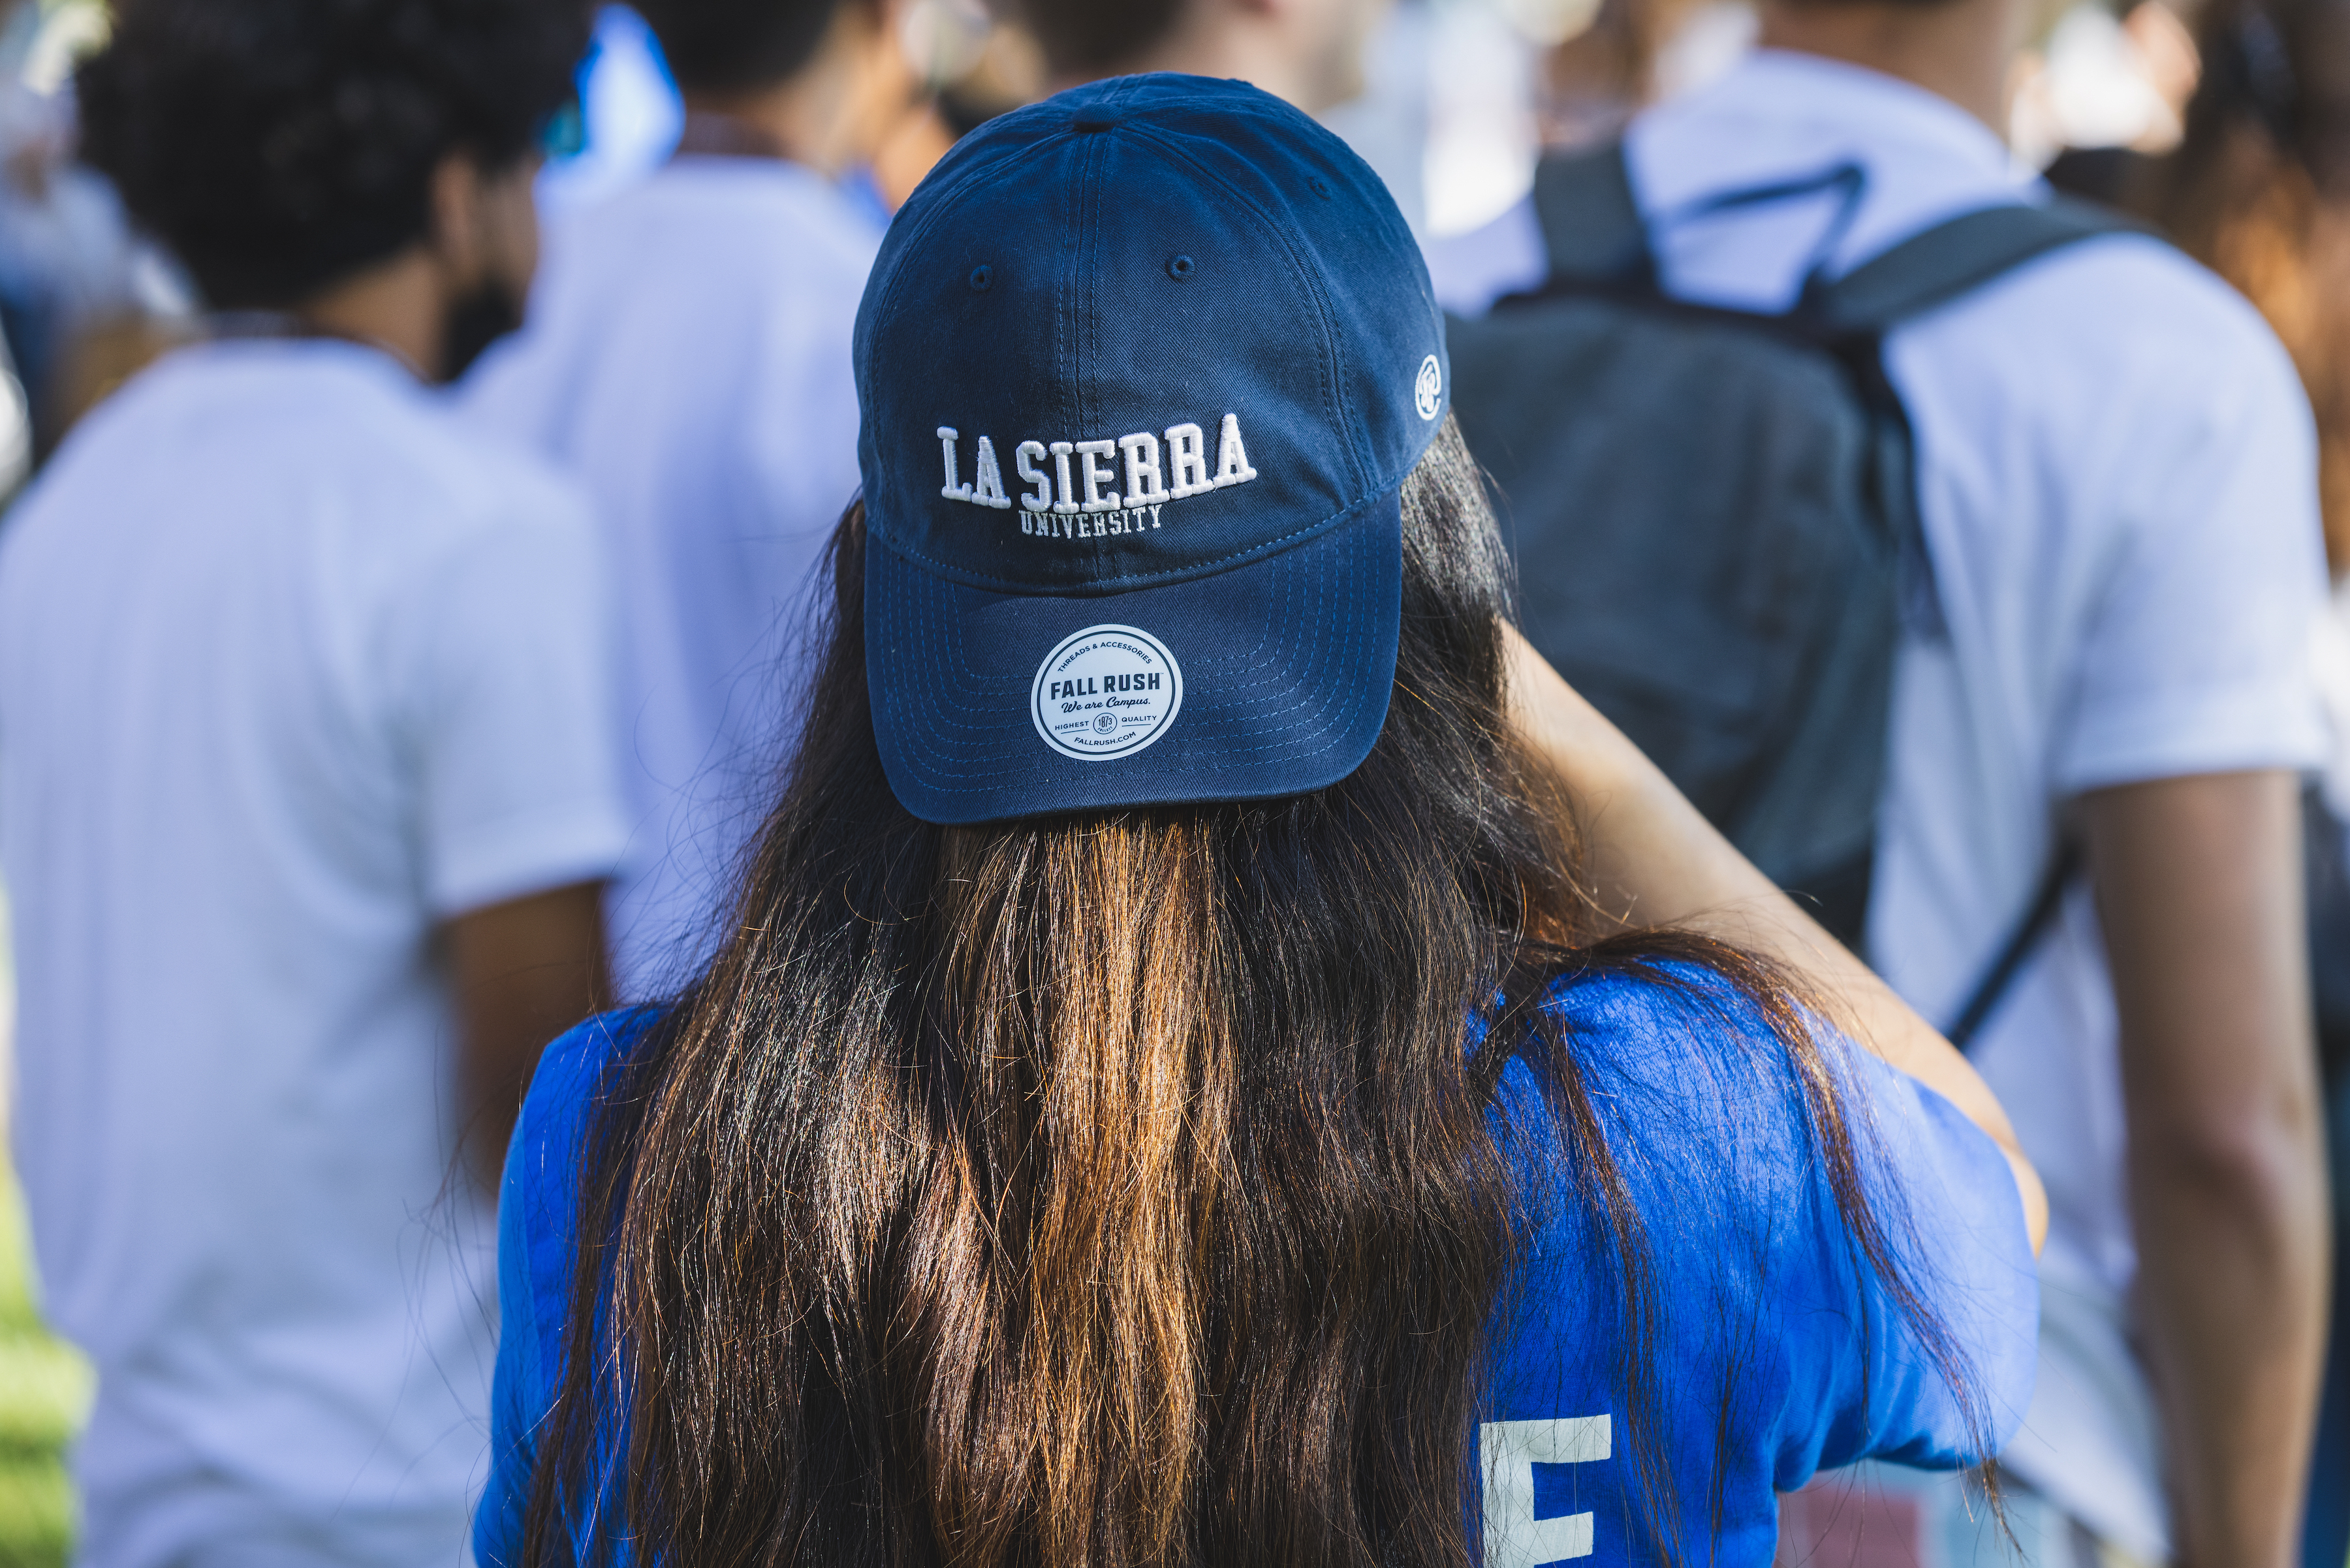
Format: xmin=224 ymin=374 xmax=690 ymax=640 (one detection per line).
xmin=1084 ymin=131 xmax=1106 ymax=441
xmin=858 ymin=135 xmax=1047 ymax=513
xmin=1121 ymin=123 xmax=1364 ymax=497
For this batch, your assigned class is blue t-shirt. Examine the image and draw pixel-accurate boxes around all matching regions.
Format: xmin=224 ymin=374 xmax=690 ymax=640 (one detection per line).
xmin=475 ymin=969 xmax=2036 ymax=1565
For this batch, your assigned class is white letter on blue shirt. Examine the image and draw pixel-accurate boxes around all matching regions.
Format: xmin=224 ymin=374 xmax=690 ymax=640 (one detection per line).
xmin=1479 ymin=1415 xmax=1610 ymax=1567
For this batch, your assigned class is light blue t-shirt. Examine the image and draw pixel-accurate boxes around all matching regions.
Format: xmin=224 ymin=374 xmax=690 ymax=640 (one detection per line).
xmin=475 ymin=967 xmax=2036 ymax=1565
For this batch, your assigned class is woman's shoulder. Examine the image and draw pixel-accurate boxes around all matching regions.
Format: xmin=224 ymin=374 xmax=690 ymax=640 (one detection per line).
xmin=1533 ymin=954 xmax=1781 ymax=1038
xmin=1525 ymin=957 xmax=2024 ymax=1249
xmin=1526 ymin=958 xmax=1823 ymax=1138
xmin=507 ymin=1006 xmax=665 ymax=1218
xmin=1519 ymin=956 xmax=2037 ymax=1476
xmin=495 ymin=1007 xmax=667 ymax=1396
xmin=528 ymin=1006 xmax=660 ymax=1107
xmin=480 ymin=1015 xmax=663 ymax=1567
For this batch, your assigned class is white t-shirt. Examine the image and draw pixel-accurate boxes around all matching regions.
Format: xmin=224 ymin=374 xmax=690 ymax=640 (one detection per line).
xmin=463 ymin=157 xmax=881 ymax=997
xmin=0 ymin=339 xmax=630 ymax=1567
xmin=1433 ymin=51 xmax=2331 ymax=1558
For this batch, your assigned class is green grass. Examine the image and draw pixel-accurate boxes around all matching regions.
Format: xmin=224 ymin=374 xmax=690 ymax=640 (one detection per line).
xmin=0 ymin=889 xmax=89 ymax=1567
xmin=0 ymin=1168 xmax=89 ymax=1568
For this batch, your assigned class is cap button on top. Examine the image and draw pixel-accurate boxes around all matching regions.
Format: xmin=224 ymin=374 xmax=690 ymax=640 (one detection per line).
xmin=1069 ymin=110 xmax=1120 ymax=133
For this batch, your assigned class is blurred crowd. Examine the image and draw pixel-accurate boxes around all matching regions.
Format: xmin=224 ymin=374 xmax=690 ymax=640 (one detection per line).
xmin=3 ymin=0 xmax=2350 ymax=1564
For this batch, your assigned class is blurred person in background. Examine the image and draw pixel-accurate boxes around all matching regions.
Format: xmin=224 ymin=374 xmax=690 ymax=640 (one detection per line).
xmin=464 ymin=0 xmax=911 ymax=1000
xmin=2135 ymin=3 xmax=2350 ymax=1557
xmin=0 ymin=0 xmax=631 ymax=1561
xmin=1441 ymin=0 xmax=2332 ymax=1560
xmin=2150 ymin=0 xmax=2350 ymax=571
xmin=0 ymin=0 xmax=172 ymax=460
xmin=1009 ymin=0 xmax=1392 ymax=113
xmin=852 ymin=0 xmax=1043 ymax=212
xmin=1536 ymin=0 xmax=1714 ymax=146
xmin=2032 ymin=0 xmax=2202 ymax=204
xmin=1011 ymin=0 xmax=1431 ymax=236
xmin=535 ymin=1 xmax=1039 ymax=221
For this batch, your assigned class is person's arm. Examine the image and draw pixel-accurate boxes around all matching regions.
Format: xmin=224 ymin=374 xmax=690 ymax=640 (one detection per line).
xmin=2084 ymin=770 xmax=2326 ymax=1568
xmin=445 ymin=879 xmax=612 ymax=1198
xmin=1507 ymin=623 xmax=2049 ymax=1253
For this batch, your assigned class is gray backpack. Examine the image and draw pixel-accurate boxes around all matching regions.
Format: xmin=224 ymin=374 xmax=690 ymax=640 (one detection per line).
xmin=1449 ymin=144 xmax=2129 ymax=971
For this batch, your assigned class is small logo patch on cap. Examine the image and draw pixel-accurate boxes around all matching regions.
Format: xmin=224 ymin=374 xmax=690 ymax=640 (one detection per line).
xmin=1415 ymin=355 xmax=1442 ymax=421
xmin=1031 ymin=625 xmax=1184 ymax=761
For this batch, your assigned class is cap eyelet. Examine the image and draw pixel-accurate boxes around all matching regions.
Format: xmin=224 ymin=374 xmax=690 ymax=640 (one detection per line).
xmin=1167 ymin=254 xmax=1196 ymax=280
xmin=1308 ymin=175 xmax=1332 ymax=198
xmin=968 ymin=264 xmax=994 ymax=292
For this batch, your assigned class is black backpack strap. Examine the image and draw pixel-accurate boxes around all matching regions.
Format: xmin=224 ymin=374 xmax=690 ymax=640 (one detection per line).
xmin=1525 ymin=149 xmax=2144 ymax=324
xmin=1526 ymin=142 xmax=1655 ymax=287
xmin=1945 ymin=836 xmax=2086 ymax=1053
xmin=1813 ymin=197 xmax=2148 ymax=334
xmin=1513 ymin=155 xmax=2127 ymax=1013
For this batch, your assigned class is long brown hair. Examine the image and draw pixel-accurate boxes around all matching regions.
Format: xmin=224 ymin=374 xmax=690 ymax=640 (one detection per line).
xmin=524 ymin=416 xmax=1982 ymax=1567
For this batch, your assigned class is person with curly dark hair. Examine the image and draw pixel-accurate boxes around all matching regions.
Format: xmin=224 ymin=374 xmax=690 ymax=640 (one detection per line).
xmin=0 ymin=0 xmax=631 ymax=1563
xmin=74 ymin=0 xmax=586 ymax=377
xmin=463 ymin=0 xmax=918 ymax=999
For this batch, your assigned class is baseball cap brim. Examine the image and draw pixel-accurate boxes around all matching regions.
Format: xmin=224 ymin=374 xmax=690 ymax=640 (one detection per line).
xmin=866 ymin=491 xmax=1403 ymax=826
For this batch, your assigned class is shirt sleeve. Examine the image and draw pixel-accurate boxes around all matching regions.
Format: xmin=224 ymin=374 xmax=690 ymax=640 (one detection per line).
xmin=474 ymin=1010 xmax=648 ymax=1567
xmin=1497 ymin=971 xmax=2039 ymax=1561
xmin=1771 ymin=1043 xmax=2041 ymax=1487
xmin=473 ymin=1091 xmax=550 ymax=1566
xmin=393 ymin=473 xmax=632 ymax=918
xmin=2052 ymin=292 xmax=2330 ymax=793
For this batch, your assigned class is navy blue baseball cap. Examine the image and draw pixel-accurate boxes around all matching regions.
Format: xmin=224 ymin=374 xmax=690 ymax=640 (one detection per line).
xmin=854 ymin=73 xmax=1449 ymax=825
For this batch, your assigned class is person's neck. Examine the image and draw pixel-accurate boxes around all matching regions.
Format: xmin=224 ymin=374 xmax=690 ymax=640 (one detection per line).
xmin=679 ymin=85 xmax=841 ymax=172
xmin=682 ymin=35 xmax=881 ymax=176
xmin=1078 ymin=19 xmax=1321 ymax=112
xmin=1755 ymin=0 xmax=2018 ymax=136
xmin=292 ymin=248 xmax=441 ymax=381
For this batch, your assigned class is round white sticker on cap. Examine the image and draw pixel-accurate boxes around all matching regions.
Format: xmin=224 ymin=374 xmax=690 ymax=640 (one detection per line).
xmin=1031 ymin=624 xmax=1184 ymax=761
xmin=1415 ymin=354 xmax=1442 ymax=421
